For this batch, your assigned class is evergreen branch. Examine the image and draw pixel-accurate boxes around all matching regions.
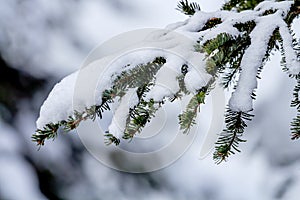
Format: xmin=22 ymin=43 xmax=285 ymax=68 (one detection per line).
xmin=290 ymin=73 xmax=300 ymax=141
xmin=111 ymin=57 xmax=166 ymax=96
xmin=255 ymin=28 xmax=281 ymax=81
xmin=279 ymin=28 xmax=300 ymax=140
xmin=291 ymin=78 xmax=300 ymax=109
xmin=280 ymin=30 xmax=300 ymax=77
xmin=200 ymin=18 xmax=222 ymax=31
xmin=32 ymin=123 xmax=60 ymax=147
xmin=95 ymin=90 xmax=115 ymax=119
xmin=121 ymin=63 xmax=193 ymax=140
xmin=123 ymin=99 xmax=159 ymax=140
xmin=212 ymin=22 xmax=280 ymax=163
xmin=213 ymin=108 xmax=254 ymax=164
xmin=202 ymin=32 xmax=251 ymax=88
xmin=104 ymin=133 xmax=121 ymax=145
xmin=33 ymin=0 xmax=300 ymax=164
xmin=105 ymin=58 xmax=166 ymax=142
xmin=178 ymin=77 xmax=215 ymax=134
xmin=221 ymin=34 xmax=251 ymax=87
xmin=291 ymin=113 xmax=300 ymax=140
xmin=285 ymin=0 xmax=300 ymax=25
xmin=277 ymin=30 xmax=293 ymax=77
xmin=222 ymin=0 xmax=263 ymax=12
xmin=212 ymin=22 xmax=282 ymax=163
xmin=171 ymin=64 xmax=191 ymax=102
xmin=32 ymin=103 xmax=113 ymax=147
xmin=104 ymin=83 xmax=155 ymax=141
xmin=179 ymin=89 xmax=206 ymax=134
xmin=176 ymin=0 xmax=201 ymax=16
xmin=32 ymin=57 xmax=166 ymax=147
xmin=233 ymin=21 xmax=256 ymax=34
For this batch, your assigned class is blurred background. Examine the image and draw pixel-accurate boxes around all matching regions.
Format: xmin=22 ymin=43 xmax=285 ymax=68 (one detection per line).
xmin=1 ymin=0 xmax=300 ymax=199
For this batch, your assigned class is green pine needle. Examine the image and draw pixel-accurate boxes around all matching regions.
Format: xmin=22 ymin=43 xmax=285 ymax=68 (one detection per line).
xmin=176 ymin=0 xmax=201 ymax=16
xmin=213 ymin=108 xmax=254 ymax=164
xmin=179 ymin=90 xmax=206 ymax=134
xmin=32 ymin=57 xmax=166 ymax=147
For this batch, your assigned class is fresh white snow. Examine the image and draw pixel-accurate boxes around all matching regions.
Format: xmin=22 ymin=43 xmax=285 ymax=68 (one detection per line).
xmin=108 ymin=88 xmax=139 ymax=138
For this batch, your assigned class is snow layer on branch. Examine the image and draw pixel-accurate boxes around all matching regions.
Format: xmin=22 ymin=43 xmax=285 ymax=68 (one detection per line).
xmin=229 ymin=12 xmax=283 ymax=112
xmin=255 ymin=0 xmax=293 ymax=18
xmin=94 ymin=49 xmax=166 ymax=105
xmin=184 ymin=52 xmax=211 ymax=93
xmin=279 ymin=24 xmax=300 ymax=75
xmin=174 ymin=1 xmax=293 ymax=46
xmin=36 ymin=28 xmax=209 ymax=128
xmin=177 ymin=11 xmax=215 ymax=32
xmin=36 ymin=72 xmax=78 ymax=129
xmin=108 ymin=88 xmax=139 ymax=138
xmin=177 ymin=9 xmax=260 ymax=44
xmin=145 ymin=57 xmax=183 ymax=101
xmin=37 ymin=0 xmax=296 ymax=127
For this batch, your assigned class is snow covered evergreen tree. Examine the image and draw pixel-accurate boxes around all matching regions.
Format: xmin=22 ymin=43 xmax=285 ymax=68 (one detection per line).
xmin=33 ymin=0 xmax=300 ymax=163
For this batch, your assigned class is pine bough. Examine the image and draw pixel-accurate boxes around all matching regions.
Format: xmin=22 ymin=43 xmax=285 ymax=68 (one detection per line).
xmin=32 ymin=0 xmax=300 ymax=164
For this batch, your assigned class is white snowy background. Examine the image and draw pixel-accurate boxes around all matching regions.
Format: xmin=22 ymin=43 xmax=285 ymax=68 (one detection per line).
xmin=1 ymin=0 xmax=300 ymax=199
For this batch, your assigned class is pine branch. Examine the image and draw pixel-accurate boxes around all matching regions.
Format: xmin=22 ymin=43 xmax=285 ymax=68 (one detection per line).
xmin=200 ymin=18 xmax=222 ymax=31
xmin=32 ymin=123 xmax=60 ymax=147
xmin=123 ymin=99 xmax=159 ymax=140
xmin=212 ymin=19 xmax=282 ymax=164
xmin=104 ymin=133 xmax=121 ymax=145
xmin=106 ymin=58 xmax=166 ymax=141
xmin=176 ymin=0 xmax=201 ymax=16
xmin=32 ymin=103 xmax=113 ymax=148
xmin=171 ymin=64 xmax=191 ymax=102
xmin=33 ymin=1 xmax=300 ymax=164
xmin=179 ymin=89 xmax=206 ymax=134
xmin=291 ymin=78 xmax=300 ymax=109
xmin=111 ymin=57 xmax=166 ymax=96
xmin=290 ymin=66 xmax=300 ymax=141
xmin=291 ymin=113 xmax=300 ymax=140
xmin=32 ymin=57 xmax=166 ymax=147
xmin=222 ymin=0 xmax=263 ymax=12
xmin=213 ymin=108 xmax=254 ymax=164
xmin=201 ymin=32 xmax=251 ymax=88
xmin=279 ymin=27 xmax=300 ymax=140
xmin=178 ymin=78 xmax=215 ymax=134
xmin=285 ymin=0 xmax=300 ymax=25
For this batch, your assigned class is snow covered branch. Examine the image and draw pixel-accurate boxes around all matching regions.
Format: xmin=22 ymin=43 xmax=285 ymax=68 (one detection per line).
xmin=33 ymin=0 xmax=300 ymax=163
